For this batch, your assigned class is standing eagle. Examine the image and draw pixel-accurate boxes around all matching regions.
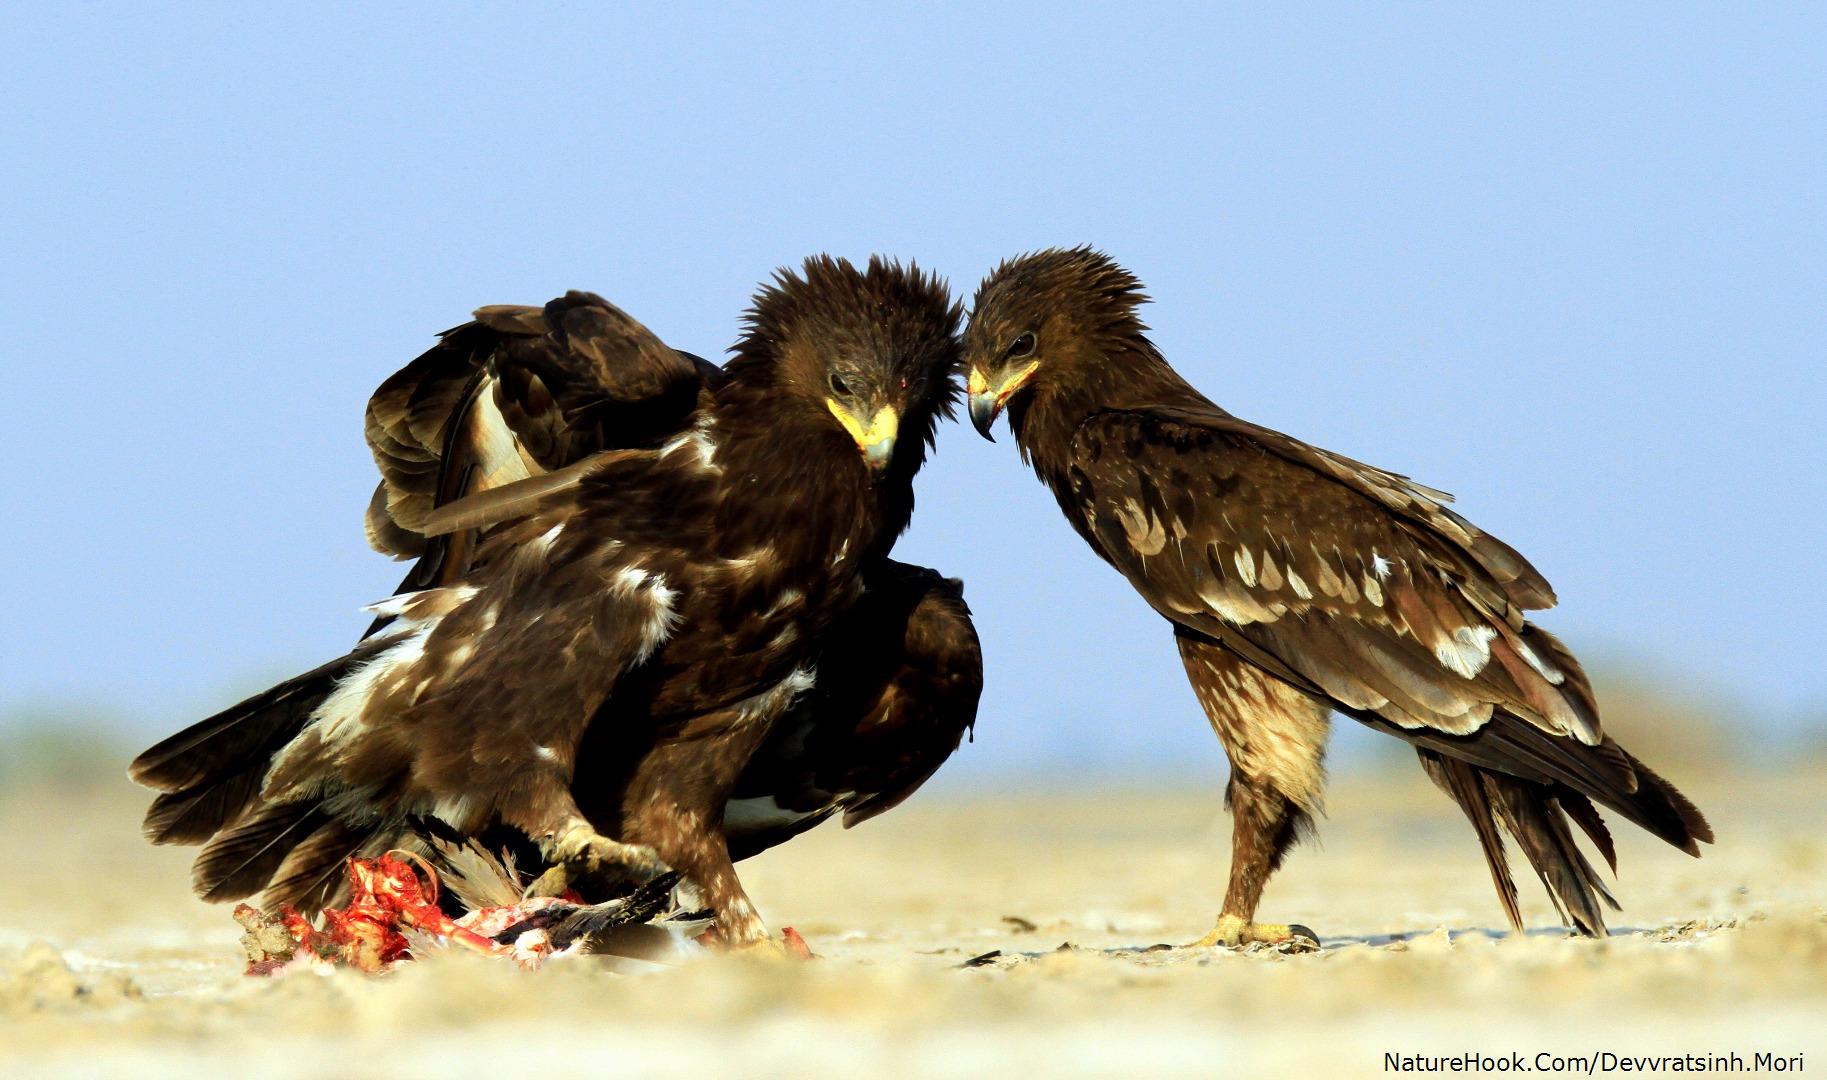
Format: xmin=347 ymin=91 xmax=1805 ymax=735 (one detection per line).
xmin=963 ymin=247 xmax=1710 ymax=946
xmin=131 ymin=257 xmax=980 ymax=946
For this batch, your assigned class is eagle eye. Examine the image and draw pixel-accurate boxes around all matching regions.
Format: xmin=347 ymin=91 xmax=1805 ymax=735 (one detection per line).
xmin=827 ymin=372 xmax=851 ymax=396
xmin=1006 ymin=332 xmax=1037 ymax=359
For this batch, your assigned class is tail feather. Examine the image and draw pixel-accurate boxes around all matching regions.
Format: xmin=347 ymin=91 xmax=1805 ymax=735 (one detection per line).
xmin=1484 ymin=773 xmax=1617 ymax=936
xmin=1417 ymin=750 xmax=1524 ymax=933
xmin=1482 ymin=721 xmax=1710 ymax=855
xmin=1418 ymin=749 xmax=1618 ymax=936
xmin=130 ymin=641 xmax=387 ymax=794
xmin=192 ymin=800 xmax=328 ymax=904
xmin=262 ymin=817 xmax=394 ymax=914
xmin=1618 ymin=751 xmax=1713 ymax=854
xmin=131 ymin=640 xmax=400 ymax=868
xmin=1359 ymin=705 xmax=1712 ymax=859
xmin=1558 ymin=790 xmax=1618 ymax=873
xmin=143 ymin=767 xmax=265 ymax=845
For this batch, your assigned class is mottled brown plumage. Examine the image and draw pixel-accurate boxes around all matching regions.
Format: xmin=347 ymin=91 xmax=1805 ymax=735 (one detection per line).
xmin=361 ymin=290 xmax=724 ymax=597
xmin=724 ymin=561 xmax=981 ymax=860
xmin=132 ymin=257 xmax=980 ymax=944
xmin=964 ymin=246 xmax=1710 ymax=942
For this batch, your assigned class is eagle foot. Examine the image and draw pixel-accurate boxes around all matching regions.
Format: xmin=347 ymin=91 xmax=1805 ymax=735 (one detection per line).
xmin=1188 ymin=913 xmax=1320 ymax=953
xmin=527 ymin=824 xmax=670 ymax=901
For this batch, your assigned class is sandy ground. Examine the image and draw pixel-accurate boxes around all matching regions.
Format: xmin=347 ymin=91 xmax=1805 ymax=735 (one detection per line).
xmin=1 ymin=766 xmax=1822 ymax=1078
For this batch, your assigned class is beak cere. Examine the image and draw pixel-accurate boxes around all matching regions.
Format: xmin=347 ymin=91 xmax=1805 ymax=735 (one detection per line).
xmin=827 ymin=400 xmax=900 ymax=476
xmin=967 ymin=361 xmax=1038 ymax=441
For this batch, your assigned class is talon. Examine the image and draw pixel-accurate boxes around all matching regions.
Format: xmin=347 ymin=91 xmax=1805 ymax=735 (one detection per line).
xmin=1188 ymin=913 xmax=1321 ymax=953
xmin=529 ymin=823 xmax=671 ymax=900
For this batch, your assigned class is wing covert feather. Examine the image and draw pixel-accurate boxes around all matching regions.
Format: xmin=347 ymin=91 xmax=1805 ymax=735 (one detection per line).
xmin=362 ymin=291 xmax=712 ymax=581
xmin=1067 ymin=408 xmax=1594 ymax=745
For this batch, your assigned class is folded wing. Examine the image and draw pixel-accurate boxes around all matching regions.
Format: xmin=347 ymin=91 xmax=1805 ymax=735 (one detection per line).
xmin=1069 ymin=405 xmax=1587 ymax=744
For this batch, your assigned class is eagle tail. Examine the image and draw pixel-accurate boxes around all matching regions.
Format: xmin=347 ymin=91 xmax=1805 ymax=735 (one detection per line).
xmin=190 ymin=798 xmax=394 ymax=913
xmin=1472 ymin=716 xmax=1714 ymax=856
xmin=258 ymin=815 xmax=394 ymax=914
xmin=1504 ymin=625 xmax=1713 ymax=855
xmin=1417 ymin=750 xmax=1618 ymax=936
xmin=130 ymin=640 xmax=388 ymax=845
xmin=190 ymin=800 xmax=326 ymax=904
xmin=1415 ymin=750 xmax=1524 ymax=932
xmin=1363 ymin=701 xmax=1712 ymax=860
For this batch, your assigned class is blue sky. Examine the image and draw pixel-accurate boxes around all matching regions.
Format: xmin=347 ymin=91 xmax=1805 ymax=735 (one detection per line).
xmin=2 ymin=4 xmax=1822 ymax=777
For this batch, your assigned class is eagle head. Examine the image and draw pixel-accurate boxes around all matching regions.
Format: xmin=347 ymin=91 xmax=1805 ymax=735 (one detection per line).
xmin=962 ymin=246 xmax=1151 ymax=441
xmin=730 ymin=255 xmax=962 ymax=479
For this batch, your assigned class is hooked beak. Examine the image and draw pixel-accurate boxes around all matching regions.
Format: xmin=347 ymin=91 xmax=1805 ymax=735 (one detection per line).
xmin=966 ymin=361 xmax=1039 ymax=441
xmin=826 ymin=400 xmax=899 ymax=477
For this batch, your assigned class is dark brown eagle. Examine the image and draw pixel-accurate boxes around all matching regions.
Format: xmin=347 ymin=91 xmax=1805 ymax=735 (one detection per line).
xmin=131 ymin=257 xmax=981 ymax=946
xmin=963 ymin=247 xmax=1710 ymax=946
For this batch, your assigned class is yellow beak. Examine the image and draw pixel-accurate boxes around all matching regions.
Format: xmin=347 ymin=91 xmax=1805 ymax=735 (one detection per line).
xmin=967 ymin=360 xmax=1039 ymax=440
xmin=826 ymin=400 xmax=900 ymax=475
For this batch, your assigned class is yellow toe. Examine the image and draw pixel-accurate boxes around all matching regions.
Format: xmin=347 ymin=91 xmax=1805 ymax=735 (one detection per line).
xmin=1189 ymin=913 xmax=1319 ymax=951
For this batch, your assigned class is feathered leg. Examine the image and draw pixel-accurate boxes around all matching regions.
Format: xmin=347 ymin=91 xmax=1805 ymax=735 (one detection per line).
xmin=1176 ymin=631 xmax=1328 ymax=950
xmin=612 ymin=686 xmax=810 ymax=948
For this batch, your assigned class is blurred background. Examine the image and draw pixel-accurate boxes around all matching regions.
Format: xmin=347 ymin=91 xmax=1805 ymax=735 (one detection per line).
xmin=3 ymin=10 xmax=1824 ymax=1073
xmin=2 ymin=3 xmax=1823 ymax=794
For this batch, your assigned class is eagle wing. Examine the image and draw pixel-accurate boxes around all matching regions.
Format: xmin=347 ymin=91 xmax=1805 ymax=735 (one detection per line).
xmin=1066 ymin=404 xmax=1598 ymax=746
xmin=723 ymin=560 xmax=983 ymax=860
xmin=363 ymin=290 xmax=721 ymax=574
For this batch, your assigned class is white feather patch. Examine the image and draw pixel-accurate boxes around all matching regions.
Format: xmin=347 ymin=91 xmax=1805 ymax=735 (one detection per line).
xmin=362 ymin=594 xmax=417 ymax=619
xmin=765 ymin=588 xmax=805 ymax=616
xmin=610 ymin=567 xmax=681 ymax=661
xmin=300 ymin=620 xmax=436 ymax=759
xmin=729 ymin=667 xmax=816 ymax=730
xmin=431 ymin=794 xmax=480 ymax=831
xmin=361 ymin=584 xmax=478 ymax=624
xmin=724 ymin=548 xmax=776 ymax=574
xmin=1515 ymin=638 xmax=1566 ymax=685
xmin=1257 ymin=549 xmax=1283 ymax=590
xmin=1434 ymin=625 xmax=1498 ymax=679
xmin=1198 ymin=581 xmax=1277 ymax=624
xmin=1311 ymin=548 xmax=1344 ymax=597
xmin=660 ymin=416 xmax=719 ymax=471
xmin=530 ymin=523 xmax=564 ymax=555
xmin=1114 ymin=500 xmax=1167 ymax=556
xmin=1232 ymin=546 xmax=1257 ymax=587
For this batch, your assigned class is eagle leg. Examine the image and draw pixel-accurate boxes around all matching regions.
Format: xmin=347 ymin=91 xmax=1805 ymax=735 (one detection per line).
xmin=626 ymin=788 xmax=773 ymax=947
xmin=1176 ymin=632 xmax=1328 ymax=953
xmin=615 ymin=792 xmax=780 ymax=948
xmin=1185 ymin=771 xmax=1322 ymax=952
xmin=616 ymin=699 xmax=803 ymax=949
xmin=523 ymin=816 xmax=670 ymax=901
